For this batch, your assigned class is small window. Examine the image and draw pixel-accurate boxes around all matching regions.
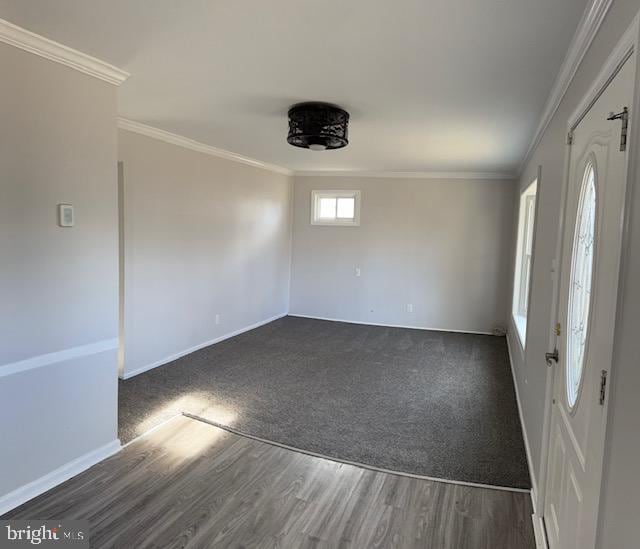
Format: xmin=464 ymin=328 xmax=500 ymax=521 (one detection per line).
xmin=311 ymin=190 xmax=361 ymax=226
xmin=512 ymin=179 xmax=538 ymax=347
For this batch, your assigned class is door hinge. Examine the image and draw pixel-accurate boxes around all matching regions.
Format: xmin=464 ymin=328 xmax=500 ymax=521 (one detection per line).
xmin=555 ymin=322 xmax=562 ymax=336
xmin=545 ymin=349 xmax=559 ymax=366
xmin=599 ymin=370 xmax=608 ymax=405
xmin=567 ymin=131 xmax=574 ymax=145
xmin=607 ymin=107 xmax=628 ymax=151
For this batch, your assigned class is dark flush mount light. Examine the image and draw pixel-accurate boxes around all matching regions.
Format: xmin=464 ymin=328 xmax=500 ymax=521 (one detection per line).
xmin=287 ymin=102 xmax=349 ymax=151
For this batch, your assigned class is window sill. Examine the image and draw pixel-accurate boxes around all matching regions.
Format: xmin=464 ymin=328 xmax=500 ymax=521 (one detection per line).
xmin=310 ymin=220 xmax=360 ymax=227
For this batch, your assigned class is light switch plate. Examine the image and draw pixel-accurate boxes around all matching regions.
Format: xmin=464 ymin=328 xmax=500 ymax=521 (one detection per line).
xmin=58 ymin=204 xmax=74 ymax=227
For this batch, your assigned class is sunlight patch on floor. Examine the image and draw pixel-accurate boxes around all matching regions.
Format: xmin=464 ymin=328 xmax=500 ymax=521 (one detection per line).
xmin=134 ymin=392 xmax=239 ymax=446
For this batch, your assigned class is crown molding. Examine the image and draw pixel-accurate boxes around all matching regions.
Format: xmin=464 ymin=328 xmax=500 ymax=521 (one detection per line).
xmin=118 ymin=118 xmax=512 ymax=179
xmin=293 ymin=170 xmax=516 ymax=180
xmin=118 ymin=117 xmax=293 ymax=175
xmin=519 ymin=0 xmax=613 ymax=175
xmin=118 ymin=120 xmax=516 ymax=180
xmin=0 ymin=18 xmax=129 ymax=85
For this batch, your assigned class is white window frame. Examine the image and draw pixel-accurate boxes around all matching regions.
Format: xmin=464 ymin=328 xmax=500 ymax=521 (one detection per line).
xmin=310 ymin=190 xmax=361 ymax=226
xmin=512 ymin=179 xmax=538 ymax=348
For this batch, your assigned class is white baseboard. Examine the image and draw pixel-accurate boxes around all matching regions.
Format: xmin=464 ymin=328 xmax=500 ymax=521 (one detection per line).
xmin=506 ymin=334 xmax=537 ymax=494
xmin=287 ymin=313 xmax=496 ymax=336
xmin=506 ymin=333 xmax=546 ymax=547
xmin=0 ymin=439 xmax=121 ymax=516
xmin=532 ymin=513 xmax=549 ymax=549
xmin=120 ymin=312 xmax=288 ymax=380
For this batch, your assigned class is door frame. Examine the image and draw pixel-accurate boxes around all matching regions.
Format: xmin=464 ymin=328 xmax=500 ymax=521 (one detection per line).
xmin=534 ymin=12 xmax=640 ymax=545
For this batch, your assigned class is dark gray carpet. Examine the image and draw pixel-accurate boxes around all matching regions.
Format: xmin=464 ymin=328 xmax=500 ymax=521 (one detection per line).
xmin=119 ymin=316 xmax=530 ymax=489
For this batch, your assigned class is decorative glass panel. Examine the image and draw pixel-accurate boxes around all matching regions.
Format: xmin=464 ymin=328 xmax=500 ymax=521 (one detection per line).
xmin=566 ymin=163 xmax=597 ymax=408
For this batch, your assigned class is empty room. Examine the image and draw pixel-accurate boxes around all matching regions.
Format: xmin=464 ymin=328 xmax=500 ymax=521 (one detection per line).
xmin=1 ymin=1 xmax=639 ymax=548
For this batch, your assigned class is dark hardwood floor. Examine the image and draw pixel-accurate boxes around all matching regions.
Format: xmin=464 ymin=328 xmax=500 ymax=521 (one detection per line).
xmin=5 ymin=416 xmax=535 ymax=548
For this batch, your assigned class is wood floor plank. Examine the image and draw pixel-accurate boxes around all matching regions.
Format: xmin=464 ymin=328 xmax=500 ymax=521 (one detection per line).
xmin=3 ymin=416 xmax=535 ymax=548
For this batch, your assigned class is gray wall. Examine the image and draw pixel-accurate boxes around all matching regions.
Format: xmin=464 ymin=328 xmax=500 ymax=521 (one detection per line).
xmin=118 ymin=130 xmax=293 ymax=378
xmin=507 ymin=1 xmax=640 ymax=546
xmin=0 ymin=44 xmax=119 ymax=500
xmin=290 ymin=176 xmax=516 ymax=334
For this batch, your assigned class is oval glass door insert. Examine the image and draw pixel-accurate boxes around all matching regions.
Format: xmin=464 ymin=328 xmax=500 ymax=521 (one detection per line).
xmin=566 ymin=162 xmax=597 ymax=409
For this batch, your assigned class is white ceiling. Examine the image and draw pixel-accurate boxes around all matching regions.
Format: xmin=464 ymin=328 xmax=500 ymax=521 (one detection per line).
xmin=1 ymin=0 xmax=588 ymax=174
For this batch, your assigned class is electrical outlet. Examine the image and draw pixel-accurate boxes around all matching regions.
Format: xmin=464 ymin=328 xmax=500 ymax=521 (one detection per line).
xmin=407 ymin=304 xmax=413 ymax=313
xmin=355 ymin=267 xmax=361 ymax=277
xmin=215 ymin=314 xmax=221 ymax=325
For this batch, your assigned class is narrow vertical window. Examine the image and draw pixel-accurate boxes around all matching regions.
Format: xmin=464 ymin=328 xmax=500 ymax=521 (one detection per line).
xmin=512 ymin=180 xmax=538 ymax=347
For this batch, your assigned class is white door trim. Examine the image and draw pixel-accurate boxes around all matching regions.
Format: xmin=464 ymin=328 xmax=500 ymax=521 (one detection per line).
xmin=534 ymin=12 xmax=640 ymax=544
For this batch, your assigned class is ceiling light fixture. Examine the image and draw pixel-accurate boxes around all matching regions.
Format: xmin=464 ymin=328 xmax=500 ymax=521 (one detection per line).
xmin=287 ymin=102 xmax=349 ymax=151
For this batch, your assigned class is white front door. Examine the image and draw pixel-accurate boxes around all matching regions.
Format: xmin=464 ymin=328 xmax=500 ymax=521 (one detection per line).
xmin=543 ymin=55 xmax=633 ymax=549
